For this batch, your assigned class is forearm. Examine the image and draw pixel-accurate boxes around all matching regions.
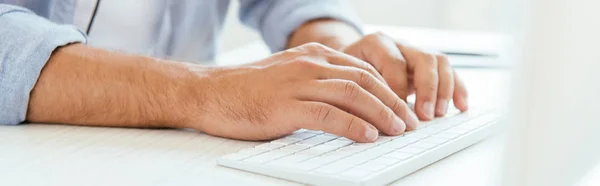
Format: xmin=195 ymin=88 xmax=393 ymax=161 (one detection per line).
xmin=26 ymin=44 xmax=198 ymax=128
xmin=287 ymin=19 xmax=362 ymax=50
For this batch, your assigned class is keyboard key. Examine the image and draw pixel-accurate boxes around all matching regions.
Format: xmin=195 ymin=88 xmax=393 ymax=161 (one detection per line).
xmin=296 ymin=162 xmax=322 ymax=171
xmin=410 ymin=141 xmax=439 ymax=149
xmin=337 ymin=137 xmax=353 ymax=141
xmin=298 ymin=145 xmax=339 ymax=156
xmin=404 ymin=133 xmax=428 ymax=140
xmin=351 ymin=146 xmax=395 ymax=159
xmin=279 ymin=144 xmax=311 ymax=152
xmin=304 ymin=130 xmax=325 ymax=134
xmin=287 ymin=132 xmax=318 ymax=140
xmin=297 ymin=135 xmax=337 ymax=146
xmin=369 ymin=156 xmax=402 ymax=166
xmin=271 ymin=137 xmax=301 ymax=145
xmin=272 ymin=154 xmax=313 ymax=164
xmin=336 ymin=146 xmax=367 ymax=154
xmin=322 ymin=139 xmax=354 ymax=148
xmin=323 ymin=133 xmax=339 ymax=138
xmin=220 ymin=153 xmax=253 ymax=161
xmin=384 ymin=151 xmax=413 ymax=160
xmin=433 ymin=131 xmax=461 ymax=139
xmin=303 ymin=155 xmax=343 ymax=165
xmin=374 ymin=136 xmax=395 ymax=143
xmin=326 ymin=150 xmax=355 ymax=157
xmin=395 ymin=136 xmax=420 ymax=146
xmin=397 ymin=146 xmax=426 ymax=154
xmin=446 ymin=127 xmax=472 ymax=135
xmin=313 ymin=162 xmax=355 ymax=174
xmin=419 ymin=127 xmax=444 ymax=135
xmin=255 ymin=143 xmax=284 ymax=150
xmin=422 ymin=137 xmax=449 ymax=144
xmin=244 ymin=149 xmax=294 ymax=164
xmin=354 ymin=162 xmax=389 ymax=172
xmin=380 ymin=140 xmax=411 ymax=149
xmin=350 ymin=142 xmax=380 ymax=149
xmin=337 ymin=157 xmax=370 ymax=166
xmin=238 ymin=148 xmax=268 ymax=156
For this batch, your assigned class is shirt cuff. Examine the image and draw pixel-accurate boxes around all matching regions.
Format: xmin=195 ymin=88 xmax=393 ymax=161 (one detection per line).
xmin=0 ymin=5 xmax=87 ymax=125
xmin=260 ymin=1 xmax=363 ymax=52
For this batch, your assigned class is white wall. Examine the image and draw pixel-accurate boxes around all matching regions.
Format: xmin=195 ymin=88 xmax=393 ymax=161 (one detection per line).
xmin=220 ymin=0 xmax=521 ymax=52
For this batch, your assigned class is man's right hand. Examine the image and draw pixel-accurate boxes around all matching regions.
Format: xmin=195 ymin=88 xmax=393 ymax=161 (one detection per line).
xmin=180 ymin=43 xmax=418 ymax=142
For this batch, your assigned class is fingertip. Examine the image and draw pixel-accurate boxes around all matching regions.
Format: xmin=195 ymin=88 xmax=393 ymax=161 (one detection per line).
xmin=435 ymin=99 xmax=449 ymax=116
xmin=454 ymin=97 xmax=469 ymax=112
xmin=416 ymin=101 xmax=435 ymax=121
xmin=365 ymin=127 xmax=379 ymax=142
xmin=388 ymin=116 xmax=406 ymax=136
xmin=405 ymin=112 xmax=419 ymax=131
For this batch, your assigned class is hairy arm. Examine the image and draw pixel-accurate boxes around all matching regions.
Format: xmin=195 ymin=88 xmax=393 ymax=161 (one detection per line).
xmin=26 ymin=44 xmax=201 ymax=128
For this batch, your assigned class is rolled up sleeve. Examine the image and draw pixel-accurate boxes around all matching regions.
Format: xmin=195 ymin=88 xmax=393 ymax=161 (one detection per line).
xmin=238 ymin=0 xmax=362 ymax=52
xmin=0 ymin=4 xmax=86 ymax=125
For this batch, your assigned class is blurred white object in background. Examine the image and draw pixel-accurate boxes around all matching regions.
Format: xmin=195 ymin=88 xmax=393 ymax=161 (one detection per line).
xmin=505 ymin=0 xmax=600 ymax=185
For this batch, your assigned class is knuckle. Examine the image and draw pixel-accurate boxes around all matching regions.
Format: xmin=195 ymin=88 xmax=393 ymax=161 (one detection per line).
xmin=292 ymin=58 xmax=321 ymax=70
xmin=379 ymin=107 xmax=395 ymax=125
xmin=346 ymin=117 xmax=358 ymax=133
xmin=356 ymin=69 xmax=375 ymax=88
xmin=421 ymin=83 xmax=438 ymax=93
xmin=418 ymin=52 xmax=438 ymax=65
xmin=390 ymin=99 xmax=404 ymax=113
xmin=436 ymin=54 xmax=451 ymax=68
xmin=436 ymin=53 xmax=449 ymax=63
xmin=301 ymin=42 xmax=330 ymax=52
xmin=342 ymin=81 xmax=362 ymax=102
xmin=361 ymin=62 xmax=379 ymax=75
xmin=311 ymin=104 xmax=334 ymax=123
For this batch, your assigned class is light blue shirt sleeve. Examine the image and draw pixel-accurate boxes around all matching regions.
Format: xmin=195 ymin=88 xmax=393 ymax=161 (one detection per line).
xmin=238 ymin=0 xmax=363 ymax=52
xmin=0 ymin=4 xmax=86 ymax=125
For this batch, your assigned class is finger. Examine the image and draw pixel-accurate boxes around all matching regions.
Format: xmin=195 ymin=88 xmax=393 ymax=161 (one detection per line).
xmin=400 ymin=47 xmax=439 ymax=120
xmin=380 ymin=51 xmax=411 ymax=102
xmin=298 ymin=102 xmax=379 ymax=142
xmin=297 ymin=80 xmax=405 ymax=136
xmin=435 ymin=54 xmax=454 ymax=116
xmin=293 ymin=42 xmax=388 ymax=84
xmin=315 ymin=64 xmax=420 ymax=130
xmin=357 ymin=33 xmax=412 ymax=101
xmin=452 ymin=70 xmax=469 ymax=112
xmin=326 ymin=50 xmax=388 ymax=85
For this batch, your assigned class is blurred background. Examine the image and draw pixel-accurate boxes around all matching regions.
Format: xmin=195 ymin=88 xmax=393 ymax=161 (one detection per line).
xmin=219 ymin=0 xmax=523 ymax=52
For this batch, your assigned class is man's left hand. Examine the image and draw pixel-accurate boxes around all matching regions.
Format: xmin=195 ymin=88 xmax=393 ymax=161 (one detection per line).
xmin=339 ymin=32 xmax=469 ymax=121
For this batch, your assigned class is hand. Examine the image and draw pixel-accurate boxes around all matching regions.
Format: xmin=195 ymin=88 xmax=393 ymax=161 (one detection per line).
xmin=178 ymin=43 xmax=419 ymax=142
xmin=340 ymin=32 xmax=469 ymax=121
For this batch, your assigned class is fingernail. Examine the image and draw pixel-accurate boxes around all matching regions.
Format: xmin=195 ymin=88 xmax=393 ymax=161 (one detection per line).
xmin=406 ymin=113 xmax=419 ymax=130
xmin=422 ymin=101 xmax=435 ymax=118
xmin=365 ymin=127 xmax=379 ymax=142
xmin=392 ymin=117 xmax=406 ymax=135
xmin=437 ymin=99 xmax=449 ymax=115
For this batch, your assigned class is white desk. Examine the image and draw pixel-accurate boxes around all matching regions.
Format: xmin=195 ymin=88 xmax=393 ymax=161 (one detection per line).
xmin=1 ymin=26 xmax=595 ymax=186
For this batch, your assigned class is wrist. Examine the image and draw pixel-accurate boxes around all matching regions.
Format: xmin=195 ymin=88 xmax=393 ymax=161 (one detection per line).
xmin=144 ymin=61 xmax=208 ymax=129
xmin=157 ymin=62 xmax=221 ymax=130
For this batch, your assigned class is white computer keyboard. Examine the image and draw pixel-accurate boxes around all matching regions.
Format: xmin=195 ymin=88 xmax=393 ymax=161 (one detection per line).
xmin=217 ymin=108 xmax=502 ymax=186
